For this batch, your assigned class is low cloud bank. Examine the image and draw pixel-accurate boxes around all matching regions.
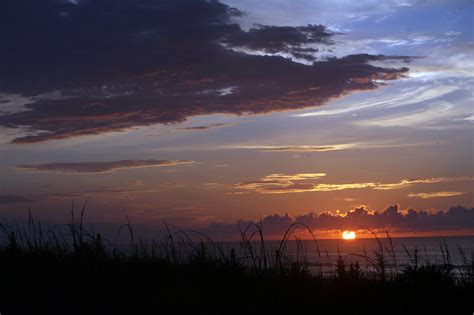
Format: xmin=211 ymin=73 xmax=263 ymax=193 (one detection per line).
xmin=203 ymin=204 xmax=474 ymax=238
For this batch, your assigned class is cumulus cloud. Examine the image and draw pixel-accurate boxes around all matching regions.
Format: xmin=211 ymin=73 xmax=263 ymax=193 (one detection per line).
xmin=296 ymin=204 xmax=474 ymax=232
xmin=203 ymin=205 xmax=474 ymax=238
xmin=0 ymin=194 xmax=33 ymax=205
xmin=408 ymin=191 xmax=466 ymax=199
xmin=235 ymin=174 xmax=474 ymax=194
xmin=16 ymin=160 xmax=195 ymax=174
xmin=0 ymin=0 xmax=412 ymax=143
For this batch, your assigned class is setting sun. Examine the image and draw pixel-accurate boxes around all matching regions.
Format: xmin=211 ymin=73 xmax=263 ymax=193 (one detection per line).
xmin=342 ymin=230 xmax=356 ymax=240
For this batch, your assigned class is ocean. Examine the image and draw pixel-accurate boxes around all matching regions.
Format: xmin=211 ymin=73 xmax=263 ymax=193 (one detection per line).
xmin=216 ymin=235 xmax=474 ymax=276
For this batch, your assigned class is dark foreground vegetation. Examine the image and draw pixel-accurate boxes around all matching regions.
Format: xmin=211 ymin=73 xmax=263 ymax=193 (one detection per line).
xmin=0 ymin=213 xmax=473 ymax=315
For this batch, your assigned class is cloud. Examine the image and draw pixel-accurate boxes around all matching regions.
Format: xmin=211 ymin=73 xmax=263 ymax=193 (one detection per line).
xmin=230 ymin=144 xmax=355 ymax=152
xmin=216 ymin=140 xmax=434 ymax=153
xmin=0 ymin=194 xmax=33 ymax=205
xmin=373 ymin=177 xmax=474 ymax=190
xmin=5 ymin=203 xmax=472 ymax=240
xmin=221 ymin=24 xmax=335 ymax=61
xmin=235 ymin=174 xmax=474 ymax=194
xmin=296 ymin=204 xmax=474 ymax=232
xmin=356 ymin=101 xmax=454 ymax=127
xmin=236 ymin=173 xmax=326 ymax=192
xmin=178 ymin=123 xmax=231 ymax=131
xmin=202 ymin=205 xmax=474 ymax=238
xmin=294 ymin=83 xmax=459 ymax=118
xmin=16 ymin=159 xmax=195 ymax=174
xmin=0 ymin=0 xmax=412 ymax=143
xmin=408 ymin=191 xmax=466 ymax=199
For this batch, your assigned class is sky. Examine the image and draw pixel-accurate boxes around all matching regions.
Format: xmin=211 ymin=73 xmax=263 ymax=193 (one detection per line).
xmin=0 ymin=0 xmax=473 ymax=239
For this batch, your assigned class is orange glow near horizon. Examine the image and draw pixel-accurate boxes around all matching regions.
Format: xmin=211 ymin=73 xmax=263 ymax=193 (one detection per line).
xmin=342 ymin=230 xmax=356 ymax=240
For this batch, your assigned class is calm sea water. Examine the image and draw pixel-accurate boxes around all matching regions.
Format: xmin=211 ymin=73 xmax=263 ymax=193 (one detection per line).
xmin=117 ymin=235 xmax=474 ymax=274
xmin=276 ymin=236 xmax=474 ymax=264
xmin=217 ymin=236 xmax=474 ymax=275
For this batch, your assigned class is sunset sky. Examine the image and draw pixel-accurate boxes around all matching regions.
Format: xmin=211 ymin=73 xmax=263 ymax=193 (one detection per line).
xmin=0 ymin=0 xmax=473 ymax=238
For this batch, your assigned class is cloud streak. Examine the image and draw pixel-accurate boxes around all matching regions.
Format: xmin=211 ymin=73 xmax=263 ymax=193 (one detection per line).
xmin=221 ymin=141 xmax=435 ymax=153
xmin=235 ymin=174 xmax=474 ymax=194
xmin=178 ymin=123 xmax=231 ymax=131
xmin=408 ymin=191 xmax=466 ymax=199
xmin=294 ymin=84 xmax=459 ymax=118
xmin=230 ymin=144 xmax=355 ymax=152
xmin=16 ymin=160 xmax=195 ymax=174
xmin=236 ymin=173 xmax=326 ymax=192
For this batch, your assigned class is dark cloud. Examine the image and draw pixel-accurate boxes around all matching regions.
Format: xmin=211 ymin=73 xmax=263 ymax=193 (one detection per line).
xmin=16 ymin=159 xmax=195 ymax=174
xmin=0 ymin=195 xmax=34 ymax=205
xmin=3 ymin=203 xmax=472 ymax=240
xmin=178 ymin=123 xmax=231 ymax=131
xmin=221 ymin=24 xmax=334 ymax=60
xmin=0 ymin=0 xmax=412 ymax=143
xmin=203 ymin=205 xmax=474 ymax=238
xmin=296 ymin=204 xmax=474 ymax=232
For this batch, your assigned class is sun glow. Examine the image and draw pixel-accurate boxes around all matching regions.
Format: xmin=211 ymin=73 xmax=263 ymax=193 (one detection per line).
xmin=342 ymin=230 xmax=356 ymax=240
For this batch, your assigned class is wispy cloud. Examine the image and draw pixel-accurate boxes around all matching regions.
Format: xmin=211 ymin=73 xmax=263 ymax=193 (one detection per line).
xmin=293 ymin=84 xmax=459 ymax=118
xmin=16 ymin=160 xmax=195 ymax=174
xmin=235 ymin=174 xmax=474 ymax=194
xmin=263 ymin=173 xmax=327 ymax=181
xmin=229 ymin=144 xmax=355 ymax=152
xmin=178 ymin=123 xmax=231 ymax=131
xmin=356 ymin=101 xmax=454 ymax=127
xmin=374 ymin=177 xmax=474 ymax=190
xmin=408 ymin=191 xmax=466 ymax=199
xmin=226 ymin=141 xmax=432 ymax=153
xmin=236 ymin=173 xmax=326 ymax=192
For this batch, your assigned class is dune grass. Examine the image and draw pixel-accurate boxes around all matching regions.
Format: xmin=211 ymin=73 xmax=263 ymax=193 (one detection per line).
xmin=0 ymin=210 xmax=472 ymax=314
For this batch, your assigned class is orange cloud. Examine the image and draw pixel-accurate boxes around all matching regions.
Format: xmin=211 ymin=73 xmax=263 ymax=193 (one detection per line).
xmin=235 ymin=175 xmax=474 ymax=194
xmin=231 ymin=144 xmax=355 ymax=152
xmin=235 ymin=173 xmax=326 ymax=192
xmin=408 ymin=191 xmax=466 ymax=199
